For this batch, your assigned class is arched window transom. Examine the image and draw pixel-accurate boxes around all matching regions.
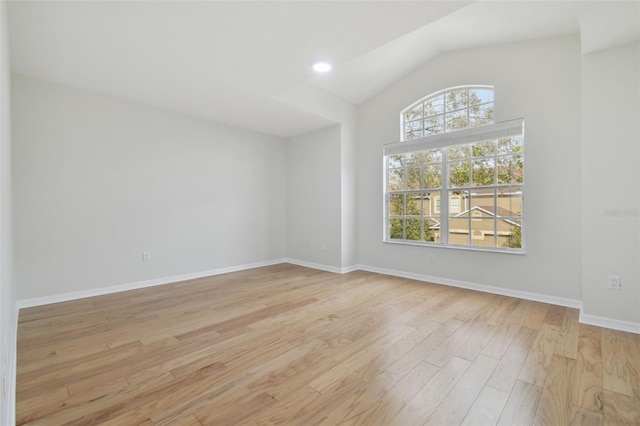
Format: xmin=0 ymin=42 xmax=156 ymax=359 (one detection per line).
xmin=401 ymin=86 xmax=494 ymax=140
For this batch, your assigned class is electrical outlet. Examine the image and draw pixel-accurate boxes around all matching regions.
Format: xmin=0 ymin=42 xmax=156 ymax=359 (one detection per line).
xmin=427 ymin=254 xmax=435 ymax=264
xmin=322 ymin=243 xmax=327 ymax=251
xmin=305 ymin=242 xmax=311 ymax=249
xmin=142 ymin=251 xmax=151 ymax=262
xmin=607 ymin=275 xmax=621 ymax=290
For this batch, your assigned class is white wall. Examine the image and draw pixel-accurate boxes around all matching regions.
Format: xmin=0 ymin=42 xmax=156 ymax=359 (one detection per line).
xmin=286 ymin=125 xmax=342 ymax=269
xmin=12 ymin=74 xmax=287 ymax=300
xmin=0 ymin=0 xmax=15 ymax=422
xmin=581 ymin=41 xmax=640 ymax=324
xmin=340 ymin=118 xmax=358 ymax=269
xmin=276 ymin=83 xmax=359 ymax=269
xmin=357 ymin=35 xmax=583 ymax=301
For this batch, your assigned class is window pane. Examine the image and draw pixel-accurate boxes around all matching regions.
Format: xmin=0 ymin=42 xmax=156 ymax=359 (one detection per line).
xmin=470 ymin=188 xmax=496 ymax=213
xmin=421 ymin=192 xmax=438 ymax=216
xmin=423 ymin=148 xmax=442 ymax=164
xmin=389 ymin=218 xmax=404 ymax=240
xmin=423 ymin=164 xmax=442 ymax=190
xmin=472 ymin=158 xmax=495 ymax=186
xmin=406 ymin=150 xmax=441 ymax=165
xmin=388 ymin=168 xmax=403 ymax=190
xmin=469 ymin=88 xmax=494 ymax=105
xmin=471 ymin=140 xmax=495 ymax=158
xmin=445 ymin=110 xmax=468 ymax=131
xmin=449 ymin=145 xmax=470 ymax=160
xmin=469 ymin=102 xmax=494 ymax=127
xmin=497 ymin=155 xmax=524 ymax=184
xmin=423 ymin=218 xmax=438 ymax=242
xmin=471 ymin=218 xmax=496 ymax=248
xmin=388 ymin=154 xmax=404 ymax=168
xmin=389 ymin=194 xmax=404 ymax=216
xmin=500 ymin=222 xmax=522 ymax=249
xmin=405 ymin=193 xmax=421 ymax=215
xmin=424 ymin=95 xmax=445 ymax=116
xmin=449 ymin=161 xmax=470 ymax=187
xmin=406 ymin=166 xmax=422 ymax=190
xmin=497 ymin=136 xmax=524 ymax=154
xmin=406 ymin=218 xmax=421 ymax=241
xmin=404 ymin=104 xmax=423 ymax=122
xmin=446 ymin=89 xmax=468 ymax=112
xmin=449 ymin=211 xmax=469 ymax=246
xmin=405 ymin=120 xmax=423 ymax=140
xmin=405 ymin=152 xmax=423 ymax=166
xmin=497 ymin=187 xmax=523 ymax=217
xmin=424 ymin=115 xmax=444 ymax=135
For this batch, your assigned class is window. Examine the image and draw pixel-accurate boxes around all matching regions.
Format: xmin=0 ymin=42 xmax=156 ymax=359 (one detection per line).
xmin=385 ymin=86 xmax=524 ymax=252
xmin=402 ymin=86 xmax=494 ymax=140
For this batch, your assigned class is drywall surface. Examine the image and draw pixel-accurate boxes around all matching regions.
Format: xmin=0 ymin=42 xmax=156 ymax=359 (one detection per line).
xmin=12 ymin=75 xmax=287 ymax=299
xmin=357 ymin=35 xmax=583 ymax=300
xmin=286 ymin=125 xmax=342 ymax=268
xmin=0 ymin=2 xmax=16 ymax=423
xmin=581 ymin=41 xmax=640 ymax=323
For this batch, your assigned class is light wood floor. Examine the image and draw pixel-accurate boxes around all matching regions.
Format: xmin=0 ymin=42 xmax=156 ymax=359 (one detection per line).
xmin=16 ymin=264 xmax=640 ymax=425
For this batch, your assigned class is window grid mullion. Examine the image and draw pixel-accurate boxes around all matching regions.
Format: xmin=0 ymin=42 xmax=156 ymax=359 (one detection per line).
xmin=466 ymin=88 xmax=471 ymax=128
xmin=493 ymin=143 xmax=498 ymax=248
xmin=402 ymin=194 xmax=406 ymax=240
xmin=402 ymin=161 xmax=406 ymax=240
xmin=463 ymin=158 xmax=473 ymax=246
xmin=420 ymin=164 xmax=425 ymax=241
xmin=493 ymin=189 xmax=498 ymax=249
xmin=441 ymin=147 xmax=449 ymax=245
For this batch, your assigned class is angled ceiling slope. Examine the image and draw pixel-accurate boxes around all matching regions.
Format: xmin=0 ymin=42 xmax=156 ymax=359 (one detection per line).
xmin=8 ymin=1 xmax=640 ymax=138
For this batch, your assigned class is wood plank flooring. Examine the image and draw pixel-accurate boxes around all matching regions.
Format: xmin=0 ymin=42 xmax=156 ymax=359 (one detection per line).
xmin=16 ymin=264 xmax=640 ymax=425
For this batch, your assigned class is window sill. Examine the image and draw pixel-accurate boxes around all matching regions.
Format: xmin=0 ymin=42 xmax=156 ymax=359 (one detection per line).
xmin=383 ymin=239 xmax=526 ymax=255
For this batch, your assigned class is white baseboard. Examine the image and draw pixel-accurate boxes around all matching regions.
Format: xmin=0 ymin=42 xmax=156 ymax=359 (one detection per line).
xmin=16 ymin=258 xmax=287 ymax=309
xmin=357 ymin=264 xmax=583 ymax=309
xmin=285 ymin=258 xmax=358 ymax=275
xmin=340 ymin=265 xmax=360 ymax=274
xmin=14 ymin=259 xmax=640 ymax=339
xmin=579 ymin=312 xmax=640 ymax=334
xmin=357 ymin=264 xmax=640 ymax=334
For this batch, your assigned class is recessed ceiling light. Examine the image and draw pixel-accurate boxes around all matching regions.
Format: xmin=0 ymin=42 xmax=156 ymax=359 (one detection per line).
xmin=312 ymin=61 xmax=332 ymax=73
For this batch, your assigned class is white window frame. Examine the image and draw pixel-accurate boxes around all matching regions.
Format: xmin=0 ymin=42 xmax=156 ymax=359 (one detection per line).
xmin=384 ymin=118 xmax=525 ymax=253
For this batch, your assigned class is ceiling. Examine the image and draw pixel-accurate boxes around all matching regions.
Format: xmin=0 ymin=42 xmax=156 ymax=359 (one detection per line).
xmin=8 ymin=1 xmax=640 ymax=138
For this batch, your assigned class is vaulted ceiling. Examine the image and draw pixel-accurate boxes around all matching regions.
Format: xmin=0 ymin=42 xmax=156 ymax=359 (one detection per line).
xmin=8 ymin=1 xmax=640 ymax=138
